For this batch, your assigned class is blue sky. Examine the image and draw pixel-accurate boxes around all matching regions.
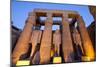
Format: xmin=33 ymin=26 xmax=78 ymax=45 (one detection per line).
xmin=12 ymin=0 xmax=94 ymax=30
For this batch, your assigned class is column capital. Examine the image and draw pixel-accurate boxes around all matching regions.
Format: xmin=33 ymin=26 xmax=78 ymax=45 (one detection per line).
xmin=46 ymin=12 xmax=53 ymax=24
xmin=62 ymin=13 xmax=69 ymax=24
xmin=46 ymin=12 xmax=52 ymax=17
xmin=63 ymin=12 xmax=68 ymax=18
xmin=27 ymin=12 xmax=36 ymax=25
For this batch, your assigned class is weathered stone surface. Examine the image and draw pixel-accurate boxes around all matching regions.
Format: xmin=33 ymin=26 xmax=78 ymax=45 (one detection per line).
xmin=30 ymin=30 xmax=42 ymax=57
xmin=40 ymin=13 xmax=53 ymax=64
xmin=72 ymin=28 xmax=84 ymax=54
xmin=12 ymin=12 xmax=36 ymax=64
xmin=53 ymin=30 xmax=61 ymax=56
xmin=12 ymin=9 xmax=96 ymax=65
xmin=34 ymin=9 xmax=78 ymax=18
xmin=77 ymin=15 xmax=95 ymax=61
xmin=62 ymin=14 xmax=74 ymax=62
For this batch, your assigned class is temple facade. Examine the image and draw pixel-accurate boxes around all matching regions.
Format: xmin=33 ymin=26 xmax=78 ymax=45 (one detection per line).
xmin=12 ymin=9 xmax=95 ymax=65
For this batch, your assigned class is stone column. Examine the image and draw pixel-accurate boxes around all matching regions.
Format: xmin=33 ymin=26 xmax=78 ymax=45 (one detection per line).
xmin=77 ymin=15 xmax=95 ymax=61
xmin=40 ymin=12 xmax=53 ymax=64
xmin=62 ymin=13 xmax=74 ymax=62
xmin=12 ymin=12 xmax=36 ymax=64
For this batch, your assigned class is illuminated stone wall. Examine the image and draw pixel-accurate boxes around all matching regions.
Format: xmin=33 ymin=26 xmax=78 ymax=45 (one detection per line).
xmin=12 ymin=9 xmax=95 ymax=64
